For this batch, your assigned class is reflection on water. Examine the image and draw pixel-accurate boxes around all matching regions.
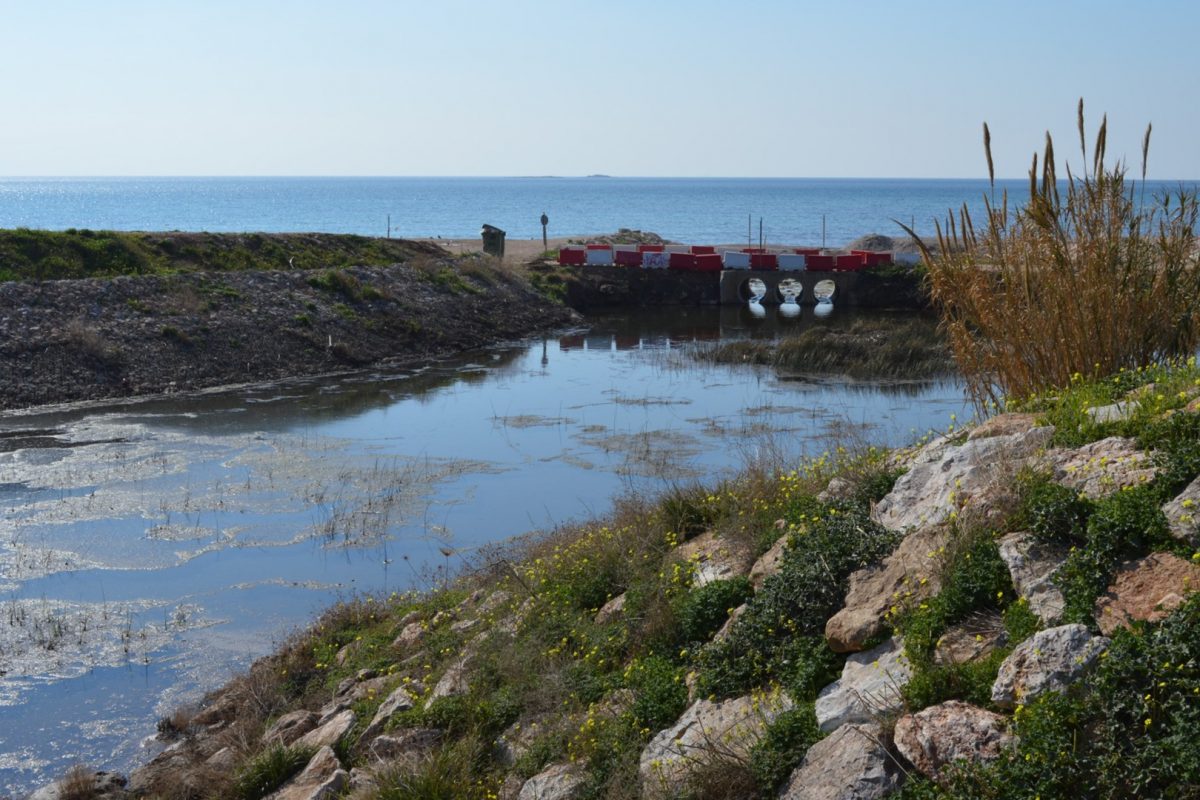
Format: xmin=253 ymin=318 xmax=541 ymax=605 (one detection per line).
xmin=0 ymin=308 xmax=966 ymax=794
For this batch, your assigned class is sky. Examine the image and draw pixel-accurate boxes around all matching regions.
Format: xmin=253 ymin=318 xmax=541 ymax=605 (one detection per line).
xmin=1 ymin=0 xmax=1197 ymax=178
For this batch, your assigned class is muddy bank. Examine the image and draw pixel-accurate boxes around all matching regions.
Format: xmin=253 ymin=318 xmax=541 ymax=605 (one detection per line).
xmin=0 ymin=256 xmax=577 ymax=410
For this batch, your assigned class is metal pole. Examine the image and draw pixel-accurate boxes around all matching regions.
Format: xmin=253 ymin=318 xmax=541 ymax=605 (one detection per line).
xmin=822 ymin=214 xmax=826 ymax=249
xmin=748 ymin=214 xmax=751 ymax=249
xmin=387 ymin=215 xmax=390 ymax=239
xmin=759 ymin=217 xmax=763 ymax=250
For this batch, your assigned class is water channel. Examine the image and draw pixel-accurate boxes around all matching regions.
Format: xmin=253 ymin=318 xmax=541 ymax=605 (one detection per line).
xmin=0 ymin=307 xmax=968 ymax=795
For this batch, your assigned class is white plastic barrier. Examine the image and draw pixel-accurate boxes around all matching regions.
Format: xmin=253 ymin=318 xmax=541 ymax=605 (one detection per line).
xmin=585 ymin=248 xmax=613 ymax=266
xmin=664 ymin=244 xmax=690 ymax=253
xmin=722 ymin=251 xmax=751 ymax=269
xmin=642 ymin=252 xmax=669 ymax=269
xmin=777 ymin=254 xmax=807 ymax=271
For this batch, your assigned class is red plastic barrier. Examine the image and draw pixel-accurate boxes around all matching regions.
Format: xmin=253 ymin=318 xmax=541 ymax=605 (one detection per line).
xmin=742 ymin=247 xmax=767 ymax=254
xmin=558 ymin=248 xmax=585 ymax=266
xmin=690 ymin=245 xmax=716 ymax=255
xmin=669 ymin=252 xmax=697 ymax=271
xmin=750 ymin=253 xmax=778 ymax=270
xmin=638 ymin=244 xmax=665 ymax=253
xmin=614 ymin=249 xmax=642 ymax=266
xmin=835 ymin=254 xmax=865 ymax=271
xmin=794 ymin=248 xmax=822 ymax=256
xmin=806 ymin=255 xmax=835 ymax=271
xmin=864 ymin=252 xmax=893 ymax=266
xmin=693 ymin=253 xmax=722 ymax=272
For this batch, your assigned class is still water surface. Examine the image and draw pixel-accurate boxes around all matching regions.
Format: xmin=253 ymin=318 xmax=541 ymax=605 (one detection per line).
xmin=0 ymin=308 xmax=967 ymax=794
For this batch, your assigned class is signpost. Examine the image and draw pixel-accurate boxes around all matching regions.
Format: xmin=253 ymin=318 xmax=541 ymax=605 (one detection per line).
xmin=540 ymin=212 xmax=549 ymax=252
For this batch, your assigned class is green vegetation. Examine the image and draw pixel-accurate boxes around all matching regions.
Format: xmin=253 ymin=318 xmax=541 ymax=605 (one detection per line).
xmin=905 ymin=101 xmax=1200 ymax=406
xmin=0 ymin=229 xmax=434 ymax=281
xmin=231 ymin=744 xmax=315 ymax=800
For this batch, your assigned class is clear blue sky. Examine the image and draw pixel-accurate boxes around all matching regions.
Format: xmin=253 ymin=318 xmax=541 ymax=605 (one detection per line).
xmin=2 ymin=0 xmax=1197 ymax=178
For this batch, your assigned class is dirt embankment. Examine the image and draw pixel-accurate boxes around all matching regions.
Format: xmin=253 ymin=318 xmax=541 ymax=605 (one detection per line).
xmin=0 ymin=251 xmax=577 ymax=410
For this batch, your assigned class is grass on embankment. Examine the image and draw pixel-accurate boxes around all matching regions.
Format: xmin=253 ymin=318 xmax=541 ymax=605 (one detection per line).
xmin=694 ymin=316 xmax=955 ymax=381
xmin=0 ymin=229 xmax=445 ymax=281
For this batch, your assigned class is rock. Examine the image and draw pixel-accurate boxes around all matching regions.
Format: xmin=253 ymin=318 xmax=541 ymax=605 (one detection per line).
xmin=713 ymin=603 xmax=748 ymax=643
xmin=1086 ymin=400 xmax=1140 ymax=424
xmin=360 ymin=683 xmax=419 ymax=741
xmin=893 ymin=701 xmax=1014 ymax=781
xmin=1163 ymin=475 xmax=1200 ymax=546
xmin=817 ymin=475 xmax=855 ymax=504
xmin=427 ymin=657 xmax=470 ymax=705
xmin=450 ymin=617 xmax=482 ymax=635
xmin=998 ymin=532 xmax=1068 ymax=625
xmin=874 ymin=425 xmax=1053 ymax=532
xmin=672 ymin=531 xmax=756 ymax=586
xmin=296 ymin=709 xmax=356 ymax=750
xmin=332 ymin=672 xmax=389 ymax=707
xmin=392 ymin=621 xmax=426 ymax=650
xmin=933 ymin=618 xmax=1008 ymax=666
xmin=594 ymin=592 xmax=626 ymax=624
xmin=500 ymin=774 xmax=526 ymax=800
xmin=30 ymin=771 xmax=129 ymax=800
xmin=991 ymin=624 xmax=1109 ymax=708
xmin=778 ymin=723 xmax=901 ymax=800
xmin=263 ymin=710 xmax=320 ymax=747
xmin=1044 ymin=436 xmax=1156 ymax=499
xmin=348 ymin=768 xmax=379 ymax=793
xmin=495 ymin=714 xmax=559 ymax=767
xmin=205 ymin=747 xmax=238 ymax=771
xmin=367 ymin=727 xmax=441 ymax=765
xmin=825 ymin=527 xmax=947 ymax=652
xmin=749 ymin=535 xmax=789 ymax=590
xmin=518 ymin=762 xmax=586 ymax=800
xmin=815 ymin=637 xmax=912 ymax=732
xmin=265 ymin=746 xmax=348 ymax=800
xmin=477 ymin=589 xmax=513 ymax=616
xmin=967 ymin=413 xmax=1041 ymax=441
xmin=1094 ymin=552 xmax=1200 ymax=635
xmin=639 ymin=689 xmax=793 ymax=797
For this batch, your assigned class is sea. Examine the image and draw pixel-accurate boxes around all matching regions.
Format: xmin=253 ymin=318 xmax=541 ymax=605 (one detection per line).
xmin=1 ymin=176 xmax=1193 ymax=245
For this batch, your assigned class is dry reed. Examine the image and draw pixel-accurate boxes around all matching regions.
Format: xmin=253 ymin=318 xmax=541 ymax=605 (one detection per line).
xmin=901 ymin=101 xmax=1200 ymax=407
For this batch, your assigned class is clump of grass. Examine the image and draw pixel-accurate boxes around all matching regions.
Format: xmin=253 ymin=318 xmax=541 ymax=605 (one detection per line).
xmin=903 ymin=100 xmax=1200 ymax=407
xmin=231 ymin=744 xmax=315 ymax=800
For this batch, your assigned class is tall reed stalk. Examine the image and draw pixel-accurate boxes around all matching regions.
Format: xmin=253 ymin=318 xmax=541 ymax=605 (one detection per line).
xmin=901 ymin=101 xmax=1200 ymax=408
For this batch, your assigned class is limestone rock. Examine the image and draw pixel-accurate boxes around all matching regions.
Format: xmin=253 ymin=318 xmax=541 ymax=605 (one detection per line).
xmin=518 ymin=762 xmax=586 ymax=800
xmin=967 ymin=413 xmax=1041 ymax=441
xmin=263 ymin=710 xmax=319 ymax=747
xmin=500 ymin=774 xmax=526 ymax=800
xmin=1163 ymin=475 xmax=1200 ymax=546
xmin=296 ymin=709 xmax=355 ymax=750
xmin=367 ymin=727 xmax=441 ymax=765
xmin=998 ymin=532 xmax=1068 ymax=625
xmin=594 ymin=592 xmax=626 ymax=624
xmin=265 ymin=746 xmax=347 ymax=800
xmin=1086 ymin=400 xmax=1139 ymax=424
xmin=713 ymin=603 xmax=748 ymax=643
xmin=348 ymin=768 xmax=379 ymax=794
xmin=1045 ymin=436 xmax=1156 ymax=499
xmin=673 ymin=531 xmax=756 ymax=586
xmin=392 ymin=621 xmax=426 ymax=650
xmin=894 ymin=701 xmax=1014 ymax=781
xmin=450 ymin=617 xmax=482 ymax=635
xmin=825 ymin=527 xmax=947 ymax=652
xmin=427 ymin=657 xmax=470 ymax=705
xmin=1094 ymin=552 xmax=1200 ymax=635
xmin=477 ymin=589 xmax=513 ymax=616
xmin=933 ymin=618 xmax=1007 ymax=666
xmin=991 ymin=624 xmax=1109 ymax=708
xmin=30 ymin=771 xmax=129 ymax=800
xmin=639 ymin=690 xmax=793 ymax=797
xmin=815 ymin=637 xmax=912 ymax=733
xmin=495 ymin=714 xmax=559 ymax=767
xmin=778 ymin=723 xmax=901 ymax=800
xmin=205 ymin=747 xmax=238 ymax=771
xmin=874 ymin=425 xmax=1053 ymax=532
xmin=817 ymin=475 xmax=855 ymax=504
xmin=749 ymin=535 xmax=789 ymax=589
xmin=360 ymin=683 xmax=419 ymax=741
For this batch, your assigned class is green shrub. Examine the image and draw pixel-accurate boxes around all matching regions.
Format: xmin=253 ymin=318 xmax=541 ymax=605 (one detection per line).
xmin=673 ymin=577 xmax=753 ymax=647
xmin=749 ymin=703 xmax=824 ymax=794
xmin=1016 ymin=473 xmax=1093 ymax=543
xmin=1140 ymin=410 xmax=1200 ymax=498
xmin=625 ymin=656 xmax=688 ymax=732
xmin=231 ymin=744 xmax=315 ymax=800
xmin=695 ymin=501 xmax=896 ymax=699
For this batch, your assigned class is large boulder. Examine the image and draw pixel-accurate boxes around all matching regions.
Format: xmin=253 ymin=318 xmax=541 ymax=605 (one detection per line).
xmin=778 ymin=723 xmax=902 ymax=800
xmin=639 ymin=690 xmax=793 ymax=797
xmin=367 ymin=727 xmax=441 ymax=766
xmin=426 ymin=657 xmax=471 ymax=705
xmin=933 ymin=618 xmax=1007 ymax=666
xmin=874 ymin=423 xmax=1054 ymax=532
xmin=263 ymin=710 xmax=320 ymax=747
xmin=815 ymin=638 xmax=912 ymax=733
xmin=594 ymin=592 xmax=626 ymax=625
xmin=825 ymin=527 xmax=947 ymax=652
xmin=672 ymin=531 xmax=756 ymax=586
xmin=893 ymin=701 xmax=1014 ymax=782
xmin=1094 ymin=552 xmax=1200 ymax=635
xmin=1044 ymin=436 xmax=1156 ymax=499
xmin=518 ymin=762 xmax=586 ymax=800
xmin=749 ymin=534 xmax=790 ymax=590
xmin=296 ymin=709 xmax=356 ymax=750
xmin=1163 ymin=475 xmax=1200 ymax=546
xmin=997 ymin=532 xmax=1068 ymax=625
xmin=991 ymin=624 xmax=1109 ymax=708
xmin=360 ymin=683 xmax=419 ymax=741
xmin=265 ymin=746 xmax=348 ymax=800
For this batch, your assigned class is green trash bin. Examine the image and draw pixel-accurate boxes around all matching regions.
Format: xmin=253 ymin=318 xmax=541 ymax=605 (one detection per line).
xmin=481 ymin=224 xmax=506 ymax=258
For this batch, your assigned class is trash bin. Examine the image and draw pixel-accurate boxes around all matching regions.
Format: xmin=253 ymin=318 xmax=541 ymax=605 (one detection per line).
xmin=481 ymin=224 xmax=506 ymax=258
